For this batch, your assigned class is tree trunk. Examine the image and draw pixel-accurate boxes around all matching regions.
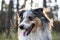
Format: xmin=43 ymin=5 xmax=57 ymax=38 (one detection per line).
xmin=7 ymin=0 xmax=13 ymax=38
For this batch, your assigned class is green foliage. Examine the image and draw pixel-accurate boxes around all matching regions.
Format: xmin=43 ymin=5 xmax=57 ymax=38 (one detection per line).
xmin=0 ymin=32 xmax=18 ymax=40
xmin=52 ymin=31 xmax=60 ymax=40
xmin=53 ymin=21 xmax=60 ymax=31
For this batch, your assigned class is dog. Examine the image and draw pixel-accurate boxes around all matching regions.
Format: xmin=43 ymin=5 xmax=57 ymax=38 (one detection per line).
xmin=17 ymin=9 xmax=52 ymax=40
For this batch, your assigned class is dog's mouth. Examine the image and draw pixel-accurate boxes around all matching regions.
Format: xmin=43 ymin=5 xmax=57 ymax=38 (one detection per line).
xmin=23 ymin=24 xmax=35 ymax=36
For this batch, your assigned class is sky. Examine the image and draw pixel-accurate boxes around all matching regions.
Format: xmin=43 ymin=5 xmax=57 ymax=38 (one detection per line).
xmin=0 ymin=0 xmax=26 ymax=10
xmin=0 ymin=0 xmax=10 ymax=10
xmin=0 ymin=0 xmax=2 ymax=10
xmin=0 ymin=0 xmax=17 ymax=10
xmin=0 ymin=0 xmax=59 ymax=10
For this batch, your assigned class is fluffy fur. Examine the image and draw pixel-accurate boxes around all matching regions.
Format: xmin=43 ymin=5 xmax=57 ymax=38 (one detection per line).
xmin=18 ymin=10 xmax=52 ymax=40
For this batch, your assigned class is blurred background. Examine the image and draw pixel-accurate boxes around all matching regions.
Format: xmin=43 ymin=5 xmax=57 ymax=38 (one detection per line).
xmin=0 ymin=0 xmax=60 ymax=40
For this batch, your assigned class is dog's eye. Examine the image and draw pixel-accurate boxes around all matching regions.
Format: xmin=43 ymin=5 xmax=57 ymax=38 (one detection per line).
xmin=28 ymin=16 xmax=33 ymax=21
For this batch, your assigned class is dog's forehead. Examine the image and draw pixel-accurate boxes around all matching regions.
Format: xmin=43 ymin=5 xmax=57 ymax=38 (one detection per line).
xmin=23 ymin=10 xmax=34 ymax=17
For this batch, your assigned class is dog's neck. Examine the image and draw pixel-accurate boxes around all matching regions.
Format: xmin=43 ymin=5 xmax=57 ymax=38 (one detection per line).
xmin=18 ymin=27 xmax=41 ymax=40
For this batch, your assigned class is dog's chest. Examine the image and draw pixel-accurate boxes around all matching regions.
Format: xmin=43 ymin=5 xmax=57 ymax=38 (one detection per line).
xmin=18 ymin=28 xmax=49 ymax=40
xmin=19 ymin=31 xmax=42 ymax=40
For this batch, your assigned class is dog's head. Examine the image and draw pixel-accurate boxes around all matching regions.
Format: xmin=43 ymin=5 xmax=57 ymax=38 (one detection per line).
xmin=18 ymin=10 xmax=43 ymax=36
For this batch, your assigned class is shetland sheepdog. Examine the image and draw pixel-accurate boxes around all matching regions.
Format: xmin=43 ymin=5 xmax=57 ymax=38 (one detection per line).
xmin=17 ymin=9 xmax=52 ymax=40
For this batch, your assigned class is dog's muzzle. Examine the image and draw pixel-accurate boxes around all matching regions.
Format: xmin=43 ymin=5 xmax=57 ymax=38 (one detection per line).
xmin=19 ymin=23 xmax=35 ymax=36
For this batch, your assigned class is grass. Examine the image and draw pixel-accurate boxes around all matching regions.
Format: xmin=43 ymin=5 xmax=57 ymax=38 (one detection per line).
xmin=0 ymin=31 xmax=60 ymax=40
xmin=0 ymin=33 xmax=7 ymax=40
xmin=0 ymin=32 xmax=18 ymax=40
xmin=52 ymin=31 xmax=60 ymax=40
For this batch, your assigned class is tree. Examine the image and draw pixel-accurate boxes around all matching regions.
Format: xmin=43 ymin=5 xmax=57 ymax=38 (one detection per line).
xmin=7 ymin=0 xmax=13 ymax=38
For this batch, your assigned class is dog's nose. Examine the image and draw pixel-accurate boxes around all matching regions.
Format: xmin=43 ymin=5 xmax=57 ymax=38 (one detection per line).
xmin=20 ymin=25 xmax=24 ymax=29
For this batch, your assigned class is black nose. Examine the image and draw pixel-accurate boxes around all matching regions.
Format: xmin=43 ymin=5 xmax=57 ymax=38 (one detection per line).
xmin=20 ymin=25 xmax=24 ymax=29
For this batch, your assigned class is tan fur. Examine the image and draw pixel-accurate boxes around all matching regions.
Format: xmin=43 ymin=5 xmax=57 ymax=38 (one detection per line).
xmin=32 ymin=17 xmax=44 ymax=32
xmin=43 ymin=8 xmax=53 ymax=30
xmin=17 ymin=10 xmax=52 ymax=40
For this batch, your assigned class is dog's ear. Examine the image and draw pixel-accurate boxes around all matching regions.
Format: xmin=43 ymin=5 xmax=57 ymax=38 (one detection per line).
xmin=32 ymin=9 xmax=43 ymax=18
xmin=31 ymin=10 xmax=40 ymax=18
xmin=18 ymin=10 xmax=25 ymax=17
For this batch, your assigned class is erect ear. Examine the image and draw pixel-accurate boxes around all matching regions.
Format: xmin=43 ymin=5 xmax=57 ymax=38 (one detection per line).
xmin=18 ymin=10 xmax=25 ymax=17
